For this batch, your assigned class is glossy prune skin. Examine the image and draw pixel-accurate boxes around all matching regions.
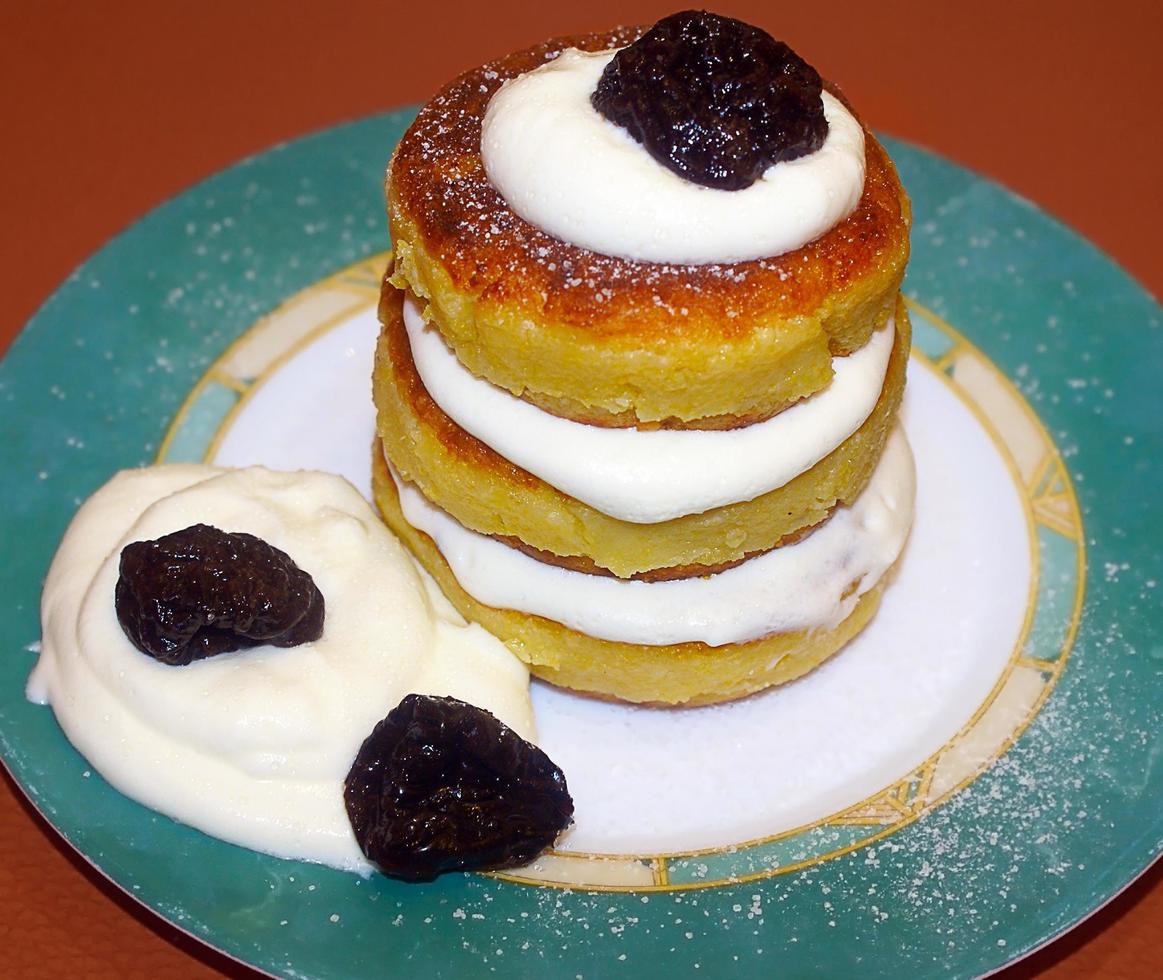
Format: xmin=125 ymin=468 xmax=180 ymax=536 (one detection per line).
xmin=344 ymin=694 xmax=573 ymax=882
xmin=115 ymin=523 xmax=324 ymax=665
xmin=592 ymin=10 xmax=828 ymax=190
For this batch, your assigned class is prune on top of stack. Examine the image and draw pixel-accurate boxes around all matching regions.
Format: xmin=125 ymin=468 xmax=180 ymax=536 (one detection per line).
xmin=592 ymin=9 xmax=829 ymax=190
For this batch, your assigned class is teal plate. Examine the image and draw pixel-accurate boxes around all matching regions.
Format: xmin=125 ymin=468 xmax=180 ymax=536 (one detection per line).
xmin=2 ymin=110 xmax=1161 ymax=977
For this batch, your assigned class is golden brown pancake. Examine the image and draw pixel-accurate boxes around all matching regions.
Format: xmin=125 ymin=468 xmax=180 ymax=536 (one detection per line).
xmin=387 ymin=27 xmax=911 ymax=426
xmin=489 ymin=513 xmax=831 ymax=582
xmin=372 ymin=282 xmax=910 ymax=578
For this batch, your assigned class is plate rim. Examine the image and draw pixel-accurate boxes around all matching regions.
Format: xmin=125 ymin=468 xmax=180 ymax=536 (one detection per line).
xmin=1 ymin=110 xmax=1160 ymax=979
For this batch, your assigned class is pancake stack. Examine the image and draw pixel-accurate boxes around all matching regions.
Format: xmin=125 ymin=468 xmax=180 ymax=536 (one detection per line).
xmin=372 ymin=24 xmax=913 ymax=706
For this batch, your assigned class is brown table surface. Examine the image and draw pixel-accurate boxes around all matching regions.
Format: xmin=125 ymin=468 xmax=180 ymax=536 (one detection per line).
xmin=2 ymin=2 xmax=1160 ymax=977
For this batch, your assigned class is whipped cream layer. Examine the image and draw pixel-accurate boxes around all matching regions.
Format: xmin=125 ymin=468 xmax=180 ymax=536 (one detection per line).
xmin=390 ymin=426 xmax=915 ymax=646
xmin=404 ymin=294 xmax=894 ymax=523
xmin=28 ymin=465 xmax=534 ymax=874
xmin=481 ymin=48 xmax=865 ymax=265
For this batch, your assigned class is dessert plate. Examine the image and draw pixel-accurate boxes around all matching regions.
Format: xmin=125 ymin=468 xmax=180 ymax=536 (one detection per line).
xmin=2 ymin=109 xmax=1161 ymax=978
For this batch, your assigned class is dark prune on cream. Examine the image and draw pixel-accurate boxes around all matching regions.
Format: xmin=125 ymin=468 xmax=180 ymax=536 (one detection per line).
xmin=115 ymin=523 xmax=324 ymax=665
xmin=344 ymin=694 xmax=573 ymax=882
xmin=592 ymin=9 xmax=829 ymax=190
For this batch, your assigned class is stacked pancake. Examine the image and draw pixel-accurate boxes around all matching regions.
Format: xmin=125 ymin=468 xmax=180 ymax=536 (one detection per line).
xmin=372 ymin=24 xmax=914 ymax=706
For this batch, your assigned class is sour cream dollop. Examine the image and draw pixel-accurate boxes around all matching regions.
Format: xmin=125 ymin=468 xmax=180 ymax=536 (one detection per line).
xmin=27 ymin=465 xmax=534 ymax=874
xmin=481 ymin=48 xmax=866 ymax=264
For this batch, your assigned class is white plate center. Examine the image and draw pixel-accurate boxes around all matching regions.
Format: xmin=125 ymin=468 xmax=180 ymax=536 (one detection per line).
xmin=214 ymin=308 xmax=1031 ymax=856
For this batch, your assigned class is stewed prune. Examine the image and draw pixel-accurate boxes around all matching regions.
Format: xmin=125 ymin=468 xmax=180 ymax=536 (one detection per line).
xmin=592 ymin=10 xmax=829 ymax=190
xmin=115 ymin=523 xmax=324 ymax=665
xmin=344 ymin=694 xmax=573 ymax=881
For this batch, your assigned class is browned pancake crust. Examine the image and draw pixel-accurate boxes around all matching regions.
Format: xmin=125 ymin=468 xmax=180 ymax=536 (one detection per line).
xmin=508 ymin=389 xmax=805 ymax=431
xmin=491 ymin=510 xmax=830 ymax=581
xmin=388 ymin=27 xmax=911 ymax=424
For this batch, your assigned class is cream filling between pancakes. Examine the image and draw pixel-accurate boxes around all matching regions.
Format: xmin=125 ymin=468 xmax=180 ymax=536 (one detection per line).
xmin=481 ymin=48 xmax=866 ymax=265
xmin=389 ymin=427 xmax=915 ymax=646
xmin=403 ymin=294 xmax=895 ymax=523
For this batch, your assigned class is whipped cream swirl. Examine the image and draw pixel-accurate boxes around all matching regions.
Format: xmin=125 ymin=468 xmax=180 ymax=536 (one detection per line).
xmin=28 ymin=465 xmax=534 ymax=873
xmin=481 ymin=48 xmax=866 ymax=264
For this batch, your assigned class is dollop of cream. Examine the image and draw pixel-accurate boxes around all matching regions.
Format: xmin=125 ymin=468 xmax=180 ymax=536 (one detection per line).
xmin=404 ymin=294 xmax=894 ymax=522
xmin=481 ymin=48 xmax=866 ymax=264
xmin=390 ymin=426 xmax=915 ymax=646
xmin=27 ymin=465 xmax=534 ymax=874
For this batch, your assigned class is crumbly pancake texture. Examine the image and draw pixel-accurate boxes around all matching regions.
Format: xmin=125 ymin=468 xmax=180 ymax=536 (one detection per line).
xmin=387 ymin=28 xmax=911 ymax=426
xmin=372 ymin=284 xmax=910 ymax=578
xmin=372 ymin=446 xmax=887 ymax=706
